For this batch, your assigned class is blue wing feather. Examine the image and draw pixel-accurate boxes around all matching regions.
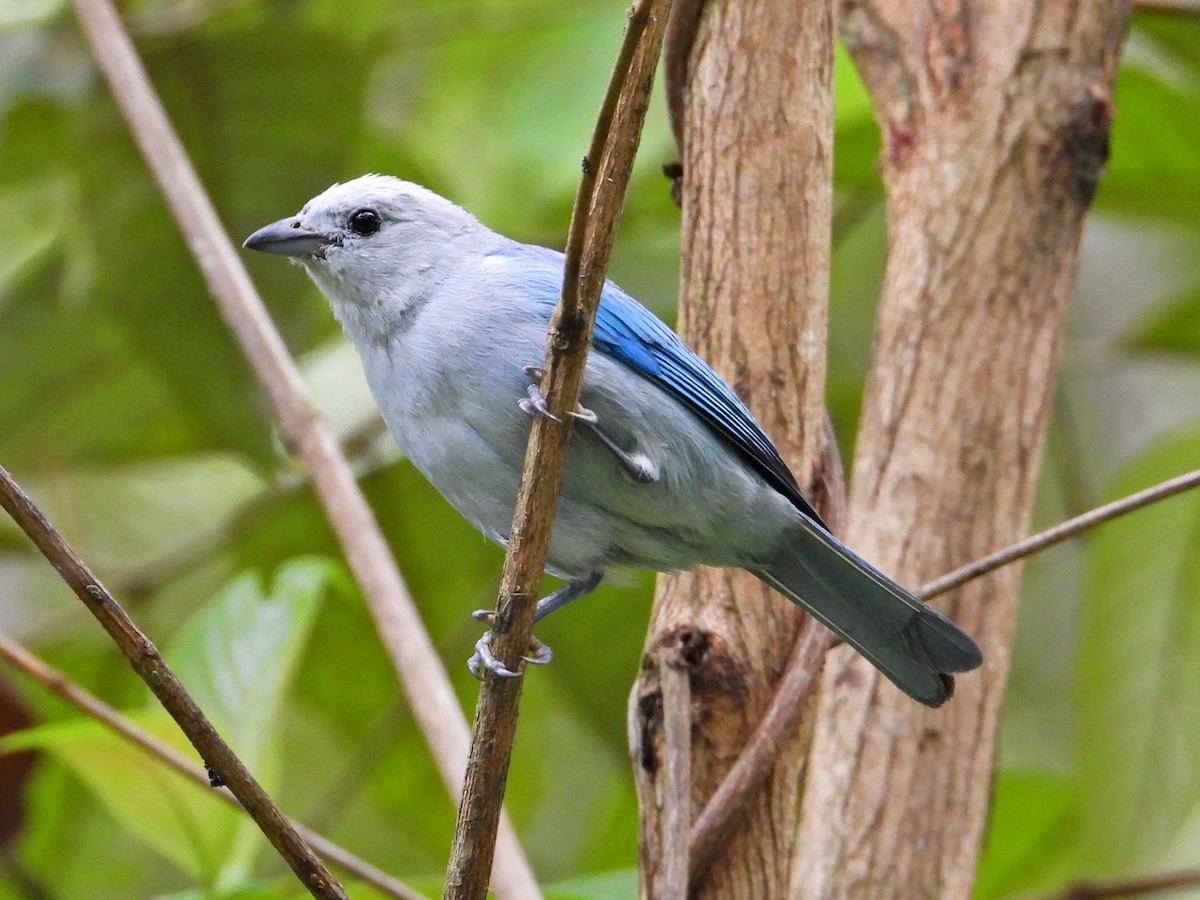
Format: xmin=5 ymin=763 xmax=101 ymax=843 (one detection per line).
xmin=490 ymin=242 xmax=826 ymax=529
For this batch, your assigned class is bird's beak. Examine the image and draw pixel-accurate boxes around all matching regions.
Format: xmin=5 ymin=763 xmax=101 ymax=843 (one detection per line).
xmin=242 ymin=217 xmax=332 ymax=257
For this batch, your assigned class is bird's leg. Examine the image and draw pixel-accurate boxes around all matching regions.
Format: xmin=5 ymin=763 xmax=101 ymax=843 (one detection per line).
xmin=571 ymin=412 xmax=660 ymax=484
xmin=468 ymin=572 xmax=604 ymax=679
xmin=518 ymin=365 xmax=660 ymax=484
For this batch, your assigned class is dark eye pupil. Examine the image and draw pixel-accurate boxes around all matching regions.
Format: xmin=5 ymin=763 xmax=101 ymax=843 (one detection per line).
xmin=349 ymin=209 xmax=381 ymax=236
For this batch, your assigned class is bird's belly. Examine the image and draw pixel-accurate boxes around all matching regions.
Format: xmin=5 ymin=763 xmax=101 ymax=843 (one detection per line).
xmin=386 ymin=410 xmax=790 ymax=582
xmin=363 ymin=338 xmax=794 ymax=580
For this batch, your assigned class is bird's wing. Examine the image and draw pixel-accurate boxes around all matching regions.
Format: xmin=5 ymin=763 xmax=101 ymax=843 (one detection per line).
xmin=488 ymin=242 xmax=826 ymax=530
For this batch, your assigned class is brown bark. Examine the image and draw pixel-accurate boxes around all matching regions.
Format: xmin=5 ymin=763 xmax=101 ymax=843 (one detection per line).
xmin=792 ymin=2 xmax=1129 ymax=897
xmin=630 ymin=1 xmax=834 ymax=897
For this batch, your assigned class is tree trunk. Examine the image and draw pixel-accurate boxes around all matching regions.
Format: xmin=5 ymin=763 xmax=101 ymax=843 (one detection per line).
xmin=792 ymin=2 xmax=1130 ymax=897
xmin=629 ymin=1 xmax=835 ymax=897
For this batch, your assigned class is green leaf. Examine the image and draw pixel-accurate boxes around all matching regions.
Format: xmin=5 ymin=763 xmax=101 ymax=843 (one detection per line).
xmin=155 ymin=558 xmax=336 ymax=885
xmin=0 ymin=0 xmax=62 ymax=29
xmin=1127 ymin=281 xmax=1200 ymax=356
xmin=1098 ymin=26 xmax=1200 ymax=222
xmin=3 ymin=559 xmax=338 ymax=887
xmin=164 ymin=557 xmax=341 ymax=774
xmin=1076 ymin=425 xmax=1200 ymax=874
xmin=834 ymin=41 xmax=874 ymax=127
xmin=832 ymin=42 xmax=882 ymax=195
xmin=4 ymin=713 xmax=243 ymax=883
xmin=975 ymin=771 xmax=1077 ymax=898
xmin=18 ymin=455 xmax=264 ymax=574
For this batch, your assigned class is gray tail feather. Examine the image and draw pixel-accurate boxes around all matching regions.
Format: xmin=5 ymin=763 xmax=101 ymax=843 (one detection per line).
xmin=751 ymin=521 xmax=983 ymax=708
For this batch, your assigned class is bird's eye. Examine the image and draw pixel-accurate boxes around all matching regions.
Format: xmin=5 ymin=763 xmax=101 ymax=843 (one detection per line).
xmin=348 ymin=208 xmax=382 ymax=236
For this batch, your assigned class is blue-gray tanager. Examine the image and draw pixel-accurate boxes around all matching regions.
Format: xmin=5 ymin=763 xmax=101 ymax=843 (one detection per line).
xmin=243 ymin=174 xmax=982 ymax=707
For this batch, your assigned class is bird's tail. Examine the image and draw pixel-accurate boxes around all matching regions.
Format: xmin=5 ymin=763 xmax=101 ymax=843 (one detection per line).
xmin=750 ymin=520 xmax=983 ymax=707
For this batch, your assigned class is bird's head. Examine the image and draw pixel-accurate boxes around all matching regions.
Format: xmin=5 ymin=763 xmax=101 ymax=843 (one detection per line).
xmin=243 ymin=174 xmax=490 ymax=334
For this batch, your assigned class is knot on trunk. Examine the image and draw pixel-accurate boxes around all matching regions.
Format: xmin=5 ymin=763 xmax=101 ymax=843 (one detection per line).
xmin=633 ymin=627 xmax=747 ymax=776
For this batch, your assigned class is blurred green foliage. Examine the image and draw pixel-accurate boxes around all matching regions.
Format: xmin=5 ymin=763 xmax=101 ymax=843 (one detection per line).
xmin=0 ymin=2 xmax=1198 ymax=897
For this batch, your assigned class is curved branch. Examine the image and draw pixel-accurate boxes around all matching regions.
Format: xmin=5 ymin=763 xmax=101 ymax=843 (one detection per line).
xmin=64 ymin=1 xmax=539 ymax=896
xmin=0 ymin=631 xmax=424 ymax=900
xmin=442 ymin=2 xmax=674 ymax=897
xmin=0 ymin=467 xmax=347 ymax=900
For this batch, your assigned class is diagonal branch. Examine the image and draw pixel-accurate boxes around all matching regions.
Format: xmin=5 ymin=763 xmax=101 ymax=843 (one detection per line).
xmin=1133 ymin=0 xmax=1200 ymax=17
xmin=442 ymin=2 xmax=673 ymax=898
xmin=0 ymin=630 xmax=425 ymax=900
xmin=919 ymin=467 xmax=1200 ymax=600
xmin=1019 ymin=866 xmax=1200 ymax=900
xmin=0 ymin=466 xmax=348 ymax=900
xmin=65 ymin=0 xmax=538 ymax=896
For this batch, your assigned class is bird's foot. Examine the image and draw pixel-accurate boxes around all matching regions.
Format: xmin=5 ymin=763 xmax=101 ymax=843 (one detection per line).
xmin=518 ymin=365 xmax=598 ymax=424
xmin=518 ymin=383 xmax=560 ymax=422
xmin=467 ymin=613 xmax=554 ymax=679
xmin=518 ymin=366 xmax=655 ymax=481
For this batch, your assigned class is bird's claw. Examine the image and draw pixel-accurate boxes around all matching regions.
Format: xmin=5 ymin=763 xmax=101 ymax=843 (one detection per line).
xmin=520 ymin=364 xmax=597 ymax=423
xmin=518 ymin=383 xmax=560 ymax=422
xmin=567 ymin=405 xmax=598 ymax=425
xmin=468 ymin=630 xmax=554 ymax=680
xmin=468 ymin=631 xmax=521 ymax=679
xmin=523 ymin=637 xmax=553 ymax=667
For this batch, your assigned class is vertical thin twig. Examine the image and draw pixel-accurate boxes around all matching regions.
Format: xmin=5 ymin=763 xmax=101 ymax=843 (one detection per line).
xmin=659 ymin=655 xmax=691 ymax=900
xmin=0 ymin=631 xmax=426 ymax=900
xmin=441 ymin=2 xmax=674 ymax=898
xmin=0 ymin=467 xmax=348 ymax=900
xmin=65 ymin=0 xmax=538 ymax=896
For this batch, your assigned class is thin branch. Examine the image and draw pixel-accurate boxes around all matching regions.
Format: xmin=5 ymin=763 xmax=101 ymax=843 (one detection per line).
xmin=1018 ymin=867 xmax=1200 ymax=900
xmin=0 ymin=466 xmax=347 ymax=900
xmin=0 ymin=630 xmax=425 ymax=900
xmin=919 ymin=467 xmax=1200 ymax=600
xmin=441 ymin=1 xmax=673 ymax=897
xmin=1132 ymin=0 xmax=1200 ymax=17
xmin=65 ymin=1 xmax=538 ymax=896
xmin=659 ymin=652 xmax=691 ymax=900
